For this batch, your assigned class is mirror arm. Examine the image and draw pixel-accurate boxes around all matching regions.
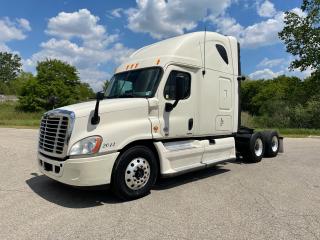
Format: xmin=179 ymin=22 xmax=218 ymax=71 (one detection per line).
xmin=91 ymin=91 xmax=104 ymax=125
xmin=165 ymin=100 xmax=180 ymax=112
xmin=91 ymin=99 xmax=101 ymax=125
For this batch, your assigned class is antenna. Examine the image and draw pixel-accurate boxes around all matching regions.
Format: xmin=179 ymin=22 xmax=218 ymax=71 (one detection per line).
xmin=202 ymin=27 xmax=207 ymax=76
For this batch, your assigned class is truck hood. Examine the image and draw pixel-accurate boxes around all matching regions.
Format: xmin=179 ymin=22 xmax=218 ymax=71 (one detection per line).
xmin=58 ymin=98 xmax=149 ymax=118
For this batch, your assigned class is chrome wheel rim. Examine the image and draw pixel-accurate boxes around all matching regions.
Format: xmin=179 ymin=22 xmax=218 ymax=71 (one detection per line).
xmin=125 ymin=158 xmax=150 ymax=190
xmin=254 ymin=138 xmax=263 ymax=157
xmin=271 ymin=136 xmax=279 ymax=152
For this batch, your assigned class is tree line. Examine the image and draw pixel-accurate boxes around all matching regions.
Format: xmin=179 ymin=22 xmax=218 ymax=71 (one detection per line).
xmin=241 ymin=73 xmax=320 ymax=129
xmin=0 ymin=52 xmax=95 ymax=111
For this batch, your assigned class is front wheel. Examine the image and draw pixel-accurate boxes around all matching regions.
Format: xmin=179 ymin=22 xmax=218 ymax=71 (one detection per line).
xmin=111 ymin=146 xmax=158 ymax=200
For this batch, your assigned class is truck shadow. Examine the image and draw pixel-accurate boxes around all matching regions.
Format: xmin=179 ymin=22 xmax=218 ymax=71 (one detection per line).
xmin=26 ymin=173 xmax=119 ymax=208
xmin=26 ymin=165 xmax=231 ymax=208
xmin=154 ymin=166 xmax=230 ymax=190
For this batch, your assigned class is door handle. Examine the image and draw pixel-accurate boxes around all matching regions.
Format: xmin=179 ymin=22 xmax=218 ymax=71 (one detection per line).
xmin=188 ymin=118 xmax=193 ymax=131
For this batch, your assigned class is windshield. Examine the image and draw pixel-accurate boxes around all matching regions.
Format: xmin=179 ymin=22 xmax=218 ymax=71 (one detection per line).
xmin=105 ymin=67 xmax=162 ymax=98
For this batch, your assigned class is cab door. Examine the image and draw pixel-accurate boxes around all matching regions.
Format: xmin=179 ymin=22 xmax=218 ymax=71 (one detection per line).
xmin=158 ymin=65 xmax=196 ymax=138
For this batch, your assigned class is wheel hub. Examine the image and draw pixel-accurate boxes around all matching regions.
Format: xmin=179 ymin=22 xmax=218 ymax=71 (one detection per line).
xmin=271 ymin=136 xmax=279 ymax=152
xmin=125 ymin=157 xmax=150 ymax=190
xmin=254 ymin=138 xmax=263 ymax=157
xmin=134 ymin=168 xmax=145 ymax=179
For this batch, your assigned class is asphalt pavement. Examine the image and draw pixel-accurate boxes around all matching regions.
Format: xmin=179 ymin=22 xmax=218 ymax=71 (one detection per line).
xmin=0 ymin=128 xmax=320 ymax=240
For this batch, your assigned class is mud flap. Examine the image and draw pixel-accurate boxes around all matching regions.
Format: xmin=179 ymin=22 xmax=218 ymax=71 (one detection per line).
xmin=279 ymin=137 xmax=284 ymax=153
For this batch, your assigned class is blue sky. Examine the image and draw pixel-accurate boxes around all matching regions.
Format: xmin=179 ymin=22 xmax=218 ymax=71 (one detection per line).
xmin=0 ymin=0 xmax=310 ymax=90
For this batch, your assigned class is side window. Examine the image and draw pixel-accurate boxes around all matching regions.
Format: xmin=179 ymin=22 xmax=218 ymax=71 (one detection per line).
xmin=216 ymin=44 xmax=229 ymax=65
xmin=164 ymin=71 xmax=191 ymax=100
xmin=120 ymin=81 xmax=133 ymax=95
xmin=112 ymin=80 xmax=133 ymax=95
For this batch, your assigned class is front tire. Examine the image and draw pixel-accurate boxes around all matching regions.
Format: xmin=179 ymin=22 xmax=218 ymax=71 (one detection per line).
xmin=111 ymin=145 xmax=158 ymax=200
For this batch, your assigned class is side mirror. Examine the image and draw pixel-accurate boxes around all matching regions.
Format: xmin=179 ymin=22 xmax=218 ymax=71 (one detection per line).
xmin=96 ymin=91 xmax=105 ymax=100
xmin=165 ymin=75 xmax=186 ymax=112
xmin=175 ymin=75 xmax=185 ymax=100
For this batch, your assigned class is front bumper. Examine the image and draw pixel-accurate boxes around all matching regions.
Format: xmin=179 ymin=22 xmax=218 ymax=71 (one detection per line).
xmin=38 ymin=152 xmax=119 ymax=186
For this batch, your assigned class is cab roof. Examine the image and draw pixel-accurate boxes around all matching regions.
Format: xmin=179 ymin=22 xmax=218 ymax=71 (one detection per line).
xmin=116 ymin=31 xmax=238 ymax=74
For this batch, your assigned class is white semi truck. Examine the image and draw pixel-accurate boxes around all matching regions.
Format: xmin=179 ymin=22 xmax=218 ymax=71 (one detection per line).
xmin=38 ymin=32 xmax=283 ymax=200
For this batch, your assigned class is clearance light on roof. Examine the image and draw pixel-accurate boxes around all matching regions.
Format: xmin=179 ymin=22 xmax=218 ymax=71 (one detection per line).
xmin=156 ymin=59 xmax=160 ymax=65
xmin=126 ymin=63 xmax=139 ymax=71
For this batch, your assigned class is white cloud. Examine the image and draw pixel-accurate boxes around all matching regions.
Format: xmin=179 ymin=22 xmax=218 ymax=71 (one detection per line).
xmin=31 ymin=39 xmax=133 ymax=69
xmin=290 ymin=7 xmax=307 ymax=18
xmin=213 ymin=11 xmax=285 ymax=48
xmin=249 ymin=68 xmax=280 ymax=79
xmin=249 ymin=67 xmax=313 ymax=80
xmin=78 ymin=68 xmax=111 ymax=91
xmin=213 ymin=5 xmax=309 ymax=49
xmin=109 ymin=8 xmax=124 ymax=18
xmin=257 ymin=57 xmax=287 ymax=68
xmin=0 ymin=18 xmax=30 ymax=42
xmin=17 ymin=18 xmax=32 ymax=31
xmin=0 ymin=17 xmax=31 ymax=52
xmin=46 ymin=9 xmax=120 ymax=49
xmin=0 ymin=43 xmax=10 ymax=52
xmin=120 ymin=0 xmax=300 ymax=51
xmin=251 ymin=56 xmax=313 ymax=80
xmin=126 ymin=0 xmax=232 ymax=39
xmin=47 ymin=9 xmax=104 ymax=39
xmin=257 ymin=0 xmax=276 ymax=18
xmin=26 ymin=9 xmax=134 ymax=91
xmin=242 ymin=12 xmax=284 ymax=48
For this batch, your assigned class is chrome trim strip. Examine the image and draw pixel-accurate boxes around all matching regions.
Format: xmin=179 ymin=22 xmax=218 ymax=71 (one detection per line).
xmin=68 ymin=150 xmax=119 ymax=159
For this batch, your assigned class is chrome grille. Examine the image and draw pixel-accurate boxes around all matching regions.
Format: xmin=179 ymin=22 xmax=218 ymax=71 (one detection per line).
xmin=39 ymin=110 xmax=74 ymax=158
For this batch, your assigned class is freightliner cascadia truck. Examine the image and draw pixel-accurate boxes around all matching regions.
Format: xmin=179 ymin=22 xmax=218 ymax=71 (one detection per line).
xmin=37 ymin=32 xmax=283 ymax=200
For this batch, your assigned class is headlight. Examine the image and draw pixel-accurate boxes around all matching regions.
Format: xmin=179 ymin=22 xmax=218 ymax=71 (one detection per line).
xmin=69 ymin=136 xmax=102 ymax=156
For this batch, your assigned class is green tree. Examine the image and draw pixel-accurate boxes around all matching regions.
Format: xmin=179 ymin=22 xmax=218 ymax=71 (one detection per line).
xmin=18 ymin=75 xmax=45 ymax=112
xmin=37 ymin=59 xmax=80 ymax=87
xmin=19 ymin=59 xmax=96 ymax=111
xmin=36 ymin=59 xmax=81 ymax=109
xmin=290 ymin=95 xmax=320 ymax=128
xmin=9 ymin=72 xmax=34 ymax=96
xmin=0 ymin=52 xmax=22 ymax=84
xmin=303 ymin=72 xmax=320 ymax=100
xmin=241 ymin=79 xmax=265 ymax=115
xmin=279 ymin=0 xmax=320 ymax=72
xmin=240 ymin=75 xmax=313 ymax=128
xmin=76 ymin=82 xmax=95 ymax=100
xmin=0 ymin=52 xmax=22 ymax=94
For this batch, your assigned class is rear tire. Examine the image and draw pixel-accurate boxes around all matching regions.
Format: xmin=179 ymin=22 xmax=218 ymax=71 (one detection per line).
xmin=243 ymin=132 xmax=265 ymax=163
xmin=111 ymin=145 xmax=158 ymax=200
xmin=262 ymin=131 xmax=279 ymax=158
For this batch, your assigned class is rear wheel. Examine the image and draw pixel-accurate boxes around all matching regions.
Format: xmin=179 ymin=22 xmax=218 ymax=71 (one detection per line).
xmin=263 ymin=131 xmax=279 ymax=157
xmin=111 ymin=145 xmax=158 ymax=200
xmin=243 ymin=132 xmax=265 ymax=163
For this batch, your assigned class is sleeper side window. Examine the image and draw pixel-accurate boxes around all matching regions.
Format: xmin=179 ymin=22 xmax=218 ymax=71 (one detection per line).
xmin=164 ymin=71 xmax=191 ymax=100
xmin=216 ymin=44 xmax=229 ymax=65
